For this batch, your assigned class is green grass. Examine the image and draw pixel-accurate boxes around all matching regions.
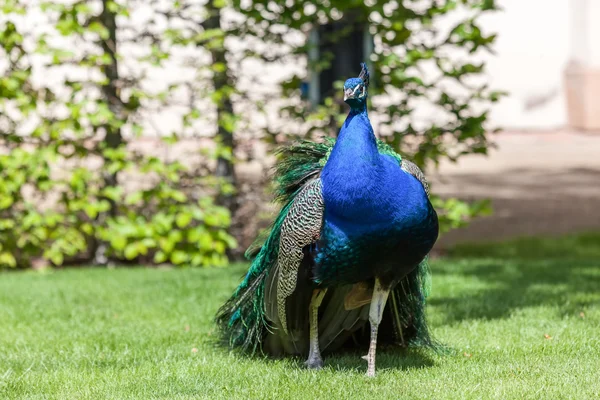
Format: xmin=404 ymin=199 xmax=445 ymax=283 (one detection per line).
xmin=1 ymin=233 xmax=600 ymax=399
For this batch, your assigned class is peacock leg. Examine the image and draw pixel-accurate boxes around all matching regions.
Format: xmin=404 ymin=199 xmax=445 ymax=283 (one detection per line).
xmin=305 ymin=288 xmax=328 ymax=369
xmin=363 ymin=277 xmax=390 ymax=377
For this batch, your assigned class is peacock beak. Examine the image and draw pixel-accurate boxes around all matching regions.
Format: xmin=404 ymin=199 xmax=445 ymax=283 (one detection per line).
xmin=343 ymin=88 xmax=353 ymax=101
xmin=344 ymin=84 xmax=363 ymax=102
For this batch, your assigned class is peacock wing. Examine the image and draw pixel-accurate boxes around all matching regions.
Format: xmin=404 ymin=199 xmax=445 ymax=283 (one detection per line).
xmin=274 ymin=178 xmax=324 ymax=334
xmin=401 ymin=159 xmax=430 ymax=197
xmin=375 ymin=139 xmax=430 ymax=197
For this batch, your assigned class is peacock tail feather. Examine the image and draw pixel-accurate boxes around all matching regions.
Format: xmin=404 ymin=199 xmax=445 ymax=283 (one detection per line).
xmin=214 ymin=204 xmax=286 ymax=352
xmin=388 ymin=257 xmax=435 ymax=347
xmin=216 ymin=139 xmax=330 ymax=353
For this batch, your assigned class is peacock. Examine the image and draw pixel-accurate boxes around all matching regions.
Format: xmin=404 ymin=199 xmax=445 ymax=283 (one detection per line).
xmin=216 ymin=63 xmax=439 ymax=376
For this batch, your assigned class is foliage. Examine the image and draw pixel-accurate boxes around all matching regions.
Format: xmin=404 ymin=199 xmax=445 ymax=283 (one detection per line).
xmin=228 ymin=0 xmax=503 ymax=231
xmin=0 ymin=1 xmax=236 ymax=269
xmin=0 ymin=0 xmax=504 ymax=268
xmin=432 ymin=196 xmax=492 ymax=234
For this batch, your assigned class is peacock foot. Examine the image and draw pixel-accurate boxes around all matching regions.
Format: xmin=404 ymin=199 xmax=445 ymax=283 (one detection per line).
xmin=363 ymin=351 xmax=376 ymax=377
xmin=304 ymin=356 xmax=324 ymax=370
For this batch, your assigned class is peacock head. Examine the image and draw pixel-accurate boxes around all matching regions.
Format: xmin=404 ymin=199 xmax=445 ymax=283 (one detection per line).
xmin=343 ymin=62 xmax=370 ymax=109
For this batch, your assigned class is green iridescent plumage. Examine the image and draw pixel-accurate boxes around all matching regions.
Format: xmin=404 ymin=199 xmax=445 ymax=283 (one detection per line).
xmin=216 ymin=137 xmax=435 ymax=354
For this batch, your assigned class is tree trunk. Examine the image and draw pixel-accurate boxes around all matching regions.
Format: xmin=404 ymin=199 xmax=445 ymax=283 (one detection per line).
xmin=94 ymin=0 xmax=122 ymax=264
xmin=99 ymin=0 xmax=122 ymax=195
xmin=203 ymin=0 xmax=238 ymax=215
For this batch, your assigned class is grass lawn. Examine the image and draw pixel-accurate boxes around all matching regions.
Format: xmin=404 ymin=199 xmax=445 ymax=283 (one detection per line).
xmin=1 ymin=233 xmax=600 ymax=399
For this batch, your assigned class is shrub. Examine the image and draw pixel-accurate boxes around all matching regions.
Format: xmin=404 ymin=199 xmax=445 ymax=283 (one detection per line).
xmin=0 ymin=2 xmax=237 ymax=269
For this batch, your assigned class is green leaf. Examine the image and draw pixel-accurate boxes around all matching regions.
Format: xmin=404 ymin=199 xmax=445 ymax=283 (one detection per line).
xmin=141 ymin=238 xmax=156 ymax=248
xmin=170 ymin=190 xmax=187 ymax=203
xmin=170 ymin=250 xmax=188 ymax=265
xmin=0 ymin=252 xmax=17 ymax=267
xmin=81 ymin=223 xmax=94 ymax=235
xmin=124 ymin=243 xmax=139 ymax=260
xmin=102 ymin=186 xmax=123 ymax=202
xmin=212 ymin=62 xmax=226 ymax=73
xmin=96 ymin=200 xmax=111 ymax=213
xmin=198 ymin=232 xmax=214 ymax=249
xmin=0 ymin=219 xmax=16 ymax=229
xmin=136 ymin=241 xmax=148 ymax=256
xmin=154 ymin=250 xmax=167 ymax=263
xmin=214 ymin=241 xmax=225 ymax=254
xmin=111 ymin=236 xmax=127 ymax=251
xmin=217 ymin=230 xmax=238 ymax=249
xmin=175 ymin=212 xmax=193 ymax=228
xmin=49 ymin=251 xmax=63 ymax=266
xmin=106 ymin=1 xmax=119 ymax=12
xmin=88 ymin=21 xmax=110 ymax=40
xmin=125 ymin=191 xmax=143 ymax=205
xmin=159 ymin=237 xmax=175 ymax=254
xmin=84 ymin=203 xmax=99 ymax=219
xmin=0 ymin=197 xmax=14 ymax=209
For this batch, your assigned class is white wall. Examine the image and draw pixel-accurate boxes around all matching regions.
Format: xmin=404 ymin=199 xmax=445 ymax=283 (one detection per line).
xmin=480 ymin=0 xmax=571 ymax=130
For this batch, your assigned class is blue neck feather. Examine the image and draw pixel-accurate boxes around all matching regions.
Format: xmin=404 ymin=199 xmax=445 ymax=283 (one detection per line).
xmin=326 ymin=105 xmax=377 ymax=170
xmin=321 ymin=103 xmax=385 ymax=221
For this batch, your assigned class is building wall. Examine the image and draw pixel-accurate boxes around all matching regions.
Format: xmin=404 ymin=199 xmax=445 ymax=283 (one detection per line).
xmin=480 ymin=0 xmax=570 ymax=130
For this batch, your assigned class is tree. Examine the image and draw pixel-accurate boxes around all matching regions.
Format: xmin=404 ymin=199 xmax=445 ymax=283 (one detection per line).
xmin=0 ymin=0 xmax=237 ymax=268
xmin=0 ymin=0 xmax=503 ymax=269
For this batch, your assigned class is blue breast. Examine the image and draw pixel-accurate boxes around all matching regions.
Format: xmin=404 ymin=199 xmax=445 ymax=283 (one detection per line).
xmin=323 ymin=156 xmax=429 ymax=225
xmin=320 ymin=111 xmax=430 ymax=230
xmin=314 ymin=111 xmax=438 ymax=285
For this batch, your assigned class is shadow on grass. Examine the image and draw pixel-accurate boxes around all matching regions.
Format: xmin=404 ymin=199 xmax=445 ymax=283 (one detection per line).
xmin=327 ymin=348 xmax=435 ymax=373
xmin=431 ymin=232 xmax=600 ymax=324
xmin=280 ymin=347 xmax=436 ymax=374
xmin=213 ymin=333 xmax=437 ymax=374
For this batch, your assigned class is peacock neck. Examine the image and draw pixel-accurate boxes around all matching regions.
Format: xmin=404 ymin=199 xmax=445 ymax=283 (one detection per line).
xmin=349 ymin=102 xmax=367 ymax=115
xmin=321 ymin=104 xmax=381 ymax=200
xmin=328 ymin=106 xmax=378 ymax=166
xmin=320 ymin=105 xmax=387 ymax=221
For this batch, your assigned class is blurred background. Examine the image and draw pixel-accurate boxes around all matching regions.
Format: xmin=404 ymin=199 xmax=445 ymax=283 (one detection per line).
xmin=1 ymin=0 xmax=599 ymax=269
